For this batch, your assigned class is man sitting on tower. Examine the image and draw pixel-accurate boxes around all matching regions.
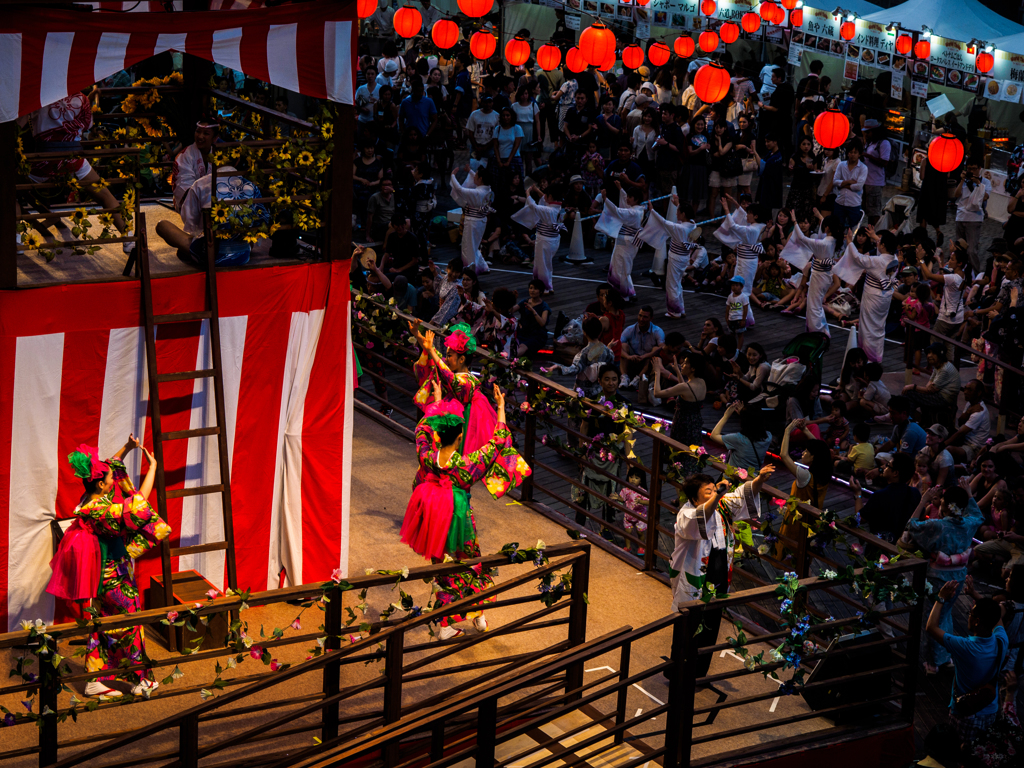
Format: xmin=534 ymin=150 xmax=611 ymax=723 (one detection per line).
xmin=171 ymin=118 xmax=220 ymax=211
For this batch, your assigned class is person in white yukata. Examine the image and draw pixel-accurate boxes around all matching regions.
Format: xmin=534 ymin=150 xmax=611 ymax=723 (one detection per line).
xmin=716 ymin=195 xmax=770 ymax=328
xmin=642 ymin=196 xmax=701 ymax=319
xmin=786 ymin=211 xmax=842 ymax=336
xmin=597 ymin=180 xmax=647 ymax=302
xmin=171 ymin=119 xmax=219 ymax=211
xmin=450 ymin=164 xmax=493 ymax=276
xmin=512 ymin=184 xmax=565 ymax=295
xmin=831 ymin=225 xmax=900 ymax=363
xmin=671 ymin=464 xmax=775 ymax=677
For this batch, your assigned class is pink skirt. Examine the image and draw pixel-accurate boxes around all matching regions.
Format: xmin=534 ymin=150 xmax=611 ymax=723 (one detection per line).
xmin=46 ymin=520 xmax=101 ymax=601
xmin=401 ymin=481 xmax=454 ymax=561
xmin=463 ymin=389 xmax=497 ymax=456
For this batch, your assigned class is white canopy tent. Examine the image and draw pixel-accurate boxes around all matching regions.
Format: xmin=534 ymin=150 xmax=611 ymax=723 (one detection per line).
xmin=863 ymin=0 xmax=1024 ymax=43
xmin=993 ymin=30 xmax=1024 ymax=56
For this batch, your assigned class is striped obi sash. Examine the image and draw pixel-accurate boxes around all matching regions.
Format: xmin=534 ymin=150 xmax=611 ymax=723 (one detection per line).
xmin=463 ymin=205 xmax=489 ymax=219
xmin=669 ymin=239 xmax=695 ymax=257
xmin=735 ymin=242 xmax=763 ymax=261
xmin=536 ymin=222 xmax=563 ymax=238
xmin=865 ymin=274 xmax=896 ymax=292
xmin=811 ymin=256 xmax=834 ymax=273
xmin=619 ymin=225 xmax=642 ymax=247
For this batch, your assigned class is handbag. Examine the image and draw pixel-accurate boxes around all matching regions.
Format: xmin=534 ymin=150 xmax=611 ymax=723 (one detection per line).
xmin=720 ymin=154 xmax=743 ymax=178
xmin=741 ymin=157 xmax=759 ymax=173
xmin=954 ymin=636 xmax=1005 ymax=716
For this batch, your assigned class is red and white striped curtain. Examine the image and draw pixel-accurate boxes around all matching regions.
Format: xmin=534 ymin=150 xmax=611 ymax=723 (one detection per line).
xmin=0 ymin=0 xmax=355 ymax=123
xmin=0 ymin=262 xmax=353 ymax=632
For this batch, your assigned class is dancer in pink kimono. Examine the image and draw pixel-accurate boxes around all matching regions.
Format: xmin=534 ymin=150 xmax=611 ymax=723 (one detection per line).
xmin=47 ymin=436 xmax=170 ymax=699
xmin=402 ymin=383 xmax=528 ymax=639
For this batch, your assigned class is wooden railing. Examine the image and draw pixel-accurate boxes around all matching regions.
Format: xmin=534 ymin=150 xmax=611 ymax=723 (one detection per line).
xmin=0 ymin=542 xmax=591 ymax=768
xmin=278 ymin=559 xmax=928 ymax=768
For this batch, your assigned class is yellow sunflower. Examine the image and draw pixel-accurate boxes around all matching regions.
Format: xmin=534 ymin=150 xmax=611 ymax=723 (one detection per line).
xmin=70 ymin=208 xmax=88 ymax=224
xmin=211 ymin=205 xmax=230 ymax=224
xmin=22 ymin=231 xmax=43 ymax=249
xmin=296 ymin=151 xmax=314 ymax=167
xmin=98 ymin=213 xmax=115 ymax=228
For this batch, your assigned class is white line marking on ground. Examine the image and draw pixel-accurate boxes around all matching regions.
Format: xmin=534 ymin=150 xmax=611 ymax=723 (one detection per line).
xmin=632 ymin=685 xmax=665 ymax=706
xmin=585 ymin=666 xmax=617 ymax=673
xmin=769 ymin=697 xmax=780 ymax=713
xmin=635 ymin=708 xmax=643 ymax=718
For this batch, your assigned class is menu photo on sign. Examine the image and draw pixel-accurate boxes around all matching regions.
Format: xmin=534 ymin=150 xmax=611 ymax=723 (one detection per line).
xmin=843 ymin=57 xmax=859 ymax=82
xmin=890 ymin=71 xmax=904 ymax=100
xmin=788 ymin=43 xmax=803 ymax=66
xmin=910 ymin=78 xmax=928 ymax=98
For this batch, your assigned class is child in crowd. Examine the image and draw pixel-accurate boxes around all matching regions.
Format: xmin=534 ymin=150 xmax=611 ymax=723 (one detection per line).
xmin=911 ymin=453 xmax=934 ymax=496
xmin=542 ymin=316 xmax=616 ymax=396
xmin=854 ymin=362 xmax=891 ymax=421
xmin=415 ymin=268 xmax=439 ymax=320
xmin=901 ymin=283 xmax=934 ymax=373
xmin=725 ymin=276 xmax=750 ymax=348
xmin=979 ymin=489 xmax=1013 ymax=541
xmin=580 ymin=140 xmax=605 ymax=195
xmin=811 ymin=400 xmax=851 ymax=454
xmin=842 ymin=422 xmax=875 ymax=477
xmin=752 ymin=261 xmax=785 ymax=309
xmin=618 ymin=467 xmax=649 ymax=557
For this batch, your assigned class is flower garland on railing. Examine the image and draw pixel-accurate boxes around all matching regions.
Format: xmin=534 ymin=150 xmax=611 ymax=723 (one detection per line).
xmin=0 ymin=544 xmax=565 ymax=729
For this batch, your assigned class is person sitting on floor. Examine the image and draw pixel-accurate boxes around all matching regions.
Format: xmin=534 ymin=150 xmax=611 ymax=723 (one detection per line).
xmin=171 ymin=118 xmax=219 ymax=211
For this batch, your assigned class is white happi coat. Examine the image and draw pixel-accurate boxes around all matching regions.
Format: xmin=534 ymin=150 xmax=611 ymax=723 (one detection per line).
xmin=643 ymin=210 xmax=697 ymax=317
xmin=596 ymin=198 xmax=646 ymax=299
xmin=172 ymin=144 xmax=212 ymax=212
xmin=671 ymin=481 xmax=761 ymax=612
xmin=832 ymin=242 xmax=898 ymax=362
xmin=450 ymin=172 xmax=491 ymax=275
xmin=513 ymin=195 xmax=564 ymax=292
xmin=788 ymin=225 xmax=838 ymax=336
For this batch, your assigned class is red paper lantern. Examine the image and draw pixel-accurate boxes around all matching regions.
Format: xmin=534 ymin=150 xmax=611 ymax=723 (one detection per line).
xmin=536 ymin=43 xmax=561 ymax=71
xmin=976 ymin=51 xmax=995 ymax=73
xmin=790 ymin=8 xmax=803 ymax=26
xmin=813 ymin=108 xmax=850 ymax=149
xmin=648 ymin=41 xmax=671 ymax=67
xmin=622 ymin=44 xmax=645 ymax=69
xmin=635 ymin=0 xmax=651 ymax=5
xmin=579 ymin=22 xmax=617 ymax=66
xmin=693 ymin=61 xmax=730 ymax=103
xmin=393 ymin=6 xmax=422 ymax=38
xmin=771 ymin=3 xmax=786 ymax=23
xmin=720 ymin=22 xmax=739 ymax=44
xmin=699 ymin=30 xmax=719 ymax=52
xmin=431 ymin=19 xmax=459 ymax=49
xmin=599 ymin=50 xmax=617 ymax=71
xmin=760 ymin=2 xmax=777 ymax=20
xmin=357 ymin=0 xmax=375 ymax=19
xmin=470 ymin=30 xmax=497 ymax=59
xmin=840 ymin=21 xmax=855 ymax=40
xmin=780 ymin=0 xmax=797 ymax=8
xmin=674 ymin=35 xmax=696 ymax=57
xmin=741 ymin=12 xmax=761 ymax=32
xmin=701 ymin=0 xmax=717 ymax=15
xmin=896 ymin=34 xmax=912 ymax=54
xmin=915 ymin=40 xmax=931 ymax=59
xmin=566 ymin=46 xmax=587 ymax=73
xmin=458 ymin=0 xmax=492 ymax=18
xmin=928 ymin=132 xmax=965 ymax=173
xmin=504 ymin=36 xmax=531 ymax=66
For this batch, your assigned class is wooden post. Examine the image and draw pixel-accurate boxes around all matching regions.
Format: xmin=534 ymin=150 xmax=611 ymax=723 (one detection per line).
xmin=643 ymin=440 xmax=663 ymax=571
xmin=521 ymin=379 xmax=537 ymax=503
xmin=329 ymin=104 xmax=354 ymax=262
xmin=613 ymin=641 xmax=632 ymax=746
xmin=38 ymin=636 xmax=59 ymax=767
xmin=900 ymin=561 xmax=927 ymax=723
xmin=565 ymin=546 xmax=590 ymax=700
xmin=321 ymin=589 xmax=343 ymax=742
xmin=475 ymin=697 xmax=498 ymax=768
xmin=180 ymin=712 xmax=200 ymax=768
xmin=382 ymin=630 xmax=406 ymax=767
xmin=0 ymin=120 xmax=17 ymax=290
xmin=795 ymin=518 xmax=811 ymax=579
xmin=663 ymin=609 xmax=697 ymax=768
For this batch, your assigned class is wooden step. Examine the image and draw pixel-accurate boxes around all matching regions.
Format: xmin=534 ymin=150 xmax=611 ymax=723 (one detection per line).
xmin=171 ymin=541 xmax=230 ymax=557
xmin=160 ymin=426 xmax=221 ymax=441
xmin=153 ymin=311 xmax=211 ymax=324
xmin=165 ymin=484 xmax=225 ymax=499
xmin=157 ymin=369 xmax=216 ymax=383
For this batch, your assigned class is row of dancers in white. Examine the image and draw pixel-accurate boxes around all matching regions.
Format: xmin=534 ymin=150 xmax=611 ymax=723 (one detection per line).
xmin=448 ymin=166 xmax=898 ymax=364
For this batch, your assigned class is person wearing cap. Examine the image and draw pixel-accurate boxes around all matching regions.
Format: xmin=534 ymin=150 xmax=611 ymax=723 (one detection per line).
xmin=923 ymin=423 xmax=956 ymax=489
xmin=171 ymin=119 xmax=220 ymax=211
xmin=376 ymin=58 xmax=401 ymax=89
xmin=725 ymin=274 xmax=750 ymax=346
xmin=861 ymin=119 xmax=891 ymax=225
xmin=954 ymin=159 xmax=991 ymax=273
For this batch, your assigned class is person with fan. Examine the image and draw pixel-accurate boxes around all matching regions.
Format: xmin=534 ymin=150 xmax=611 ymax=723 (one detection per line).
xmin=47 ymin=436 xmax=170 ymax=699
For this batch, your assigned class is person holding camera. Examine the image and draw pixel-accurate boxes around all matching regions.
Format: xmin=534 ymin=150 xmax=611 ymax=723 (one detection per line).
xmin=954 ymin=160 xmax=992 ymax=273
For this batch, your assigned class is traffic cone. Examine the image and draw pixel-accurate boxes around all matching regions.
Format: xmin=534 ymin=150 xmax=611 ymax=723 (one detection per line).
xmin=566 ymin=215 xmax=587 ymax=263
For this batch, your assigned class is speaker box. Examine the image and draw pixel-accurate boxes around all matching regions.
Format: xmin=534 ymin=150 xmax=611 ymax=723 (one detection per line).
xmin=801 ymin=628 xmax=893 ymax=720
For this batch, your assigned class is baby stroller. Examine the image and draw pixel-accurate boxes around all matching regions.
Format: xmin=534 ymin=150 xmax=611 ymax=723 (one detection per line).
xmin=876 ymin=195 xmax=917 ymax=235
xmin=750 ymin=332 xmax=831 ymax=436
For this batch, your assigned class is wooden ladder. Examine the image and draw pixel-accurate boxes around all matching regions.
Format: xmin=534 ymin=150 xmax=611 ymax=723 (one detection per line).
xmin=137 ymin=211 xmax=238 ymax=652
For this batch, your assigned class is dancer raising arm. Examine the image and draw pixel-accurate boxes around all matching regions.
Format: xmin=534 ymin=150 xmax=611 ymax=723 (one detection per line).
xmin=787 ymin=209 xmax=842 ymax=335
xmin=642 ymin=196 xmax=701 ymax=319
xmin=449 ymin=164 xmax=493 ymax=275
xmin=596 ymin=180 xmax=647 ymax=302
xmin=832 ymin=225 xmax=900 ymax=362
xmin=402 ymin=384 xmax=528 ymax=639
xmin=512 ymin=184 xmax=565 ymax=295
xmin=47 ymin=436 xmax=170 ymax=699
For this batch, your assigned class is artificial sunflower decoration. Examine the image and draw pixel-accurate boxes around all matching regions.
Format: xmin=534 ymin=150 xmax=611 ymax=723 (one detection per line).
xmin=21 ymin=230 xmax=43 ymax=250
xmin=70 ymin=208 xmax=88 ymax=224
xmin=211 ymin=205 xmax=230 ymax=224
xmin=296 ymin=150 xmax=314 ymax=167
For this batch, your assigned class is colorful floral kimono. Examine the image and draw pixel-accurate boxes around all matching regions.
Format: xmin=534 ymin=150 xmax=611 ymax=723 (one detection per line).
xmin=412 ymin=336 xmax=529 ymax=492
xmin=402 ymin=419 xmax=526 ymax=625
xmin=49 ymin=459 xmax=171 ymax=681
xmin=670 ymin=480 xmax=760 ymax=612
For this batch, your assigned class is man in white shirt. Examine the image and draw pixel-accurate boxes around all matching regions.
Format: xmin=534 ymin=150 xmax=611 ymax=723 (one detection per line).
xmin=417 ymin=0 xmax=442 ymax=31
xmin=370 ymin=0 xmax=395 ymax=36
xmin=758 ymin=62 xmax=778 ymax=102
xmin=355 ymin=65 xmax=380 ymax=129
xmin=465 ymin=94 xmax=500 ymax=157
xmin=944 ymin=380 xmax=990 ymax=464
xmin=171 ymin=119 xmax=218 ymax=211
xmin=861 ymin=119 xmax=891 ymax=225
xmin=832 ymin=139 xmax=868 ymax=234
xmin=954 ymin=159 xmax=991 ymax=273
